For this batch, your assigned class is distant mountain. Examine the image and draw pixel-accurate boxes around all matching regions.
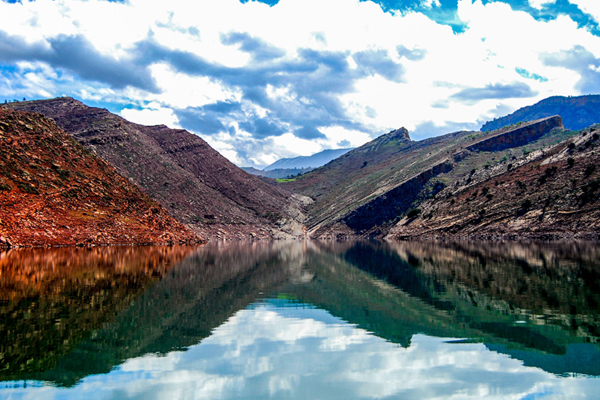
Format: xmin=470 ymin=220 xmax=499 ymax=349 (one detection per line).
xmin=5 ymin=98 xmax=306 ymax=240
xmin=0 ymin=108 xmax=201 ymax=247
xmin=242 ymin=167 xmax=313 ymax=179
xmin=264 ymin=148 xmax=353 ymax=171
xmin=481 ymin=95 xmax=600 ymax=132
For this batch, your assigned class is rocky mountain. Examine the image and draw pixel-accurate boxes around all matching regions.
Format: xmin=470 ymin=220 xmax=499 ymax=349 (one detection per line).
xmin=481 ymin=95 xmax=600 ymax=132
xmin=282 ymin=117 xmax=578 ymax=238
xmin=263 ymin=148 xmax=353 ymax=171
xmin=0 ymin=109 xmax=201 ymax=248
xmin=390 ymin=123 xmax=600 ymax=240
xmin=4 ymin=98 xmax=307 ymax=240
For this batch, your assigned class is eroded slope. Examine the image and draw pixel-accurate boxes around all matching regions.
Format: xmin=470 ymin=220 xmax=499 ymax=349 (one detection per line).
xmin=0 ymin=109 xmax=201 ymax=247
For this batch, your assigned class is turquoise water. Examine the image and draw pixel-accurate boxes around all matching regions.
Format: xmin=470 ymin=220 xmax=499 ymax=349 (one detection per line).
xmin=1 ymin=241 xmax=599 ymax=399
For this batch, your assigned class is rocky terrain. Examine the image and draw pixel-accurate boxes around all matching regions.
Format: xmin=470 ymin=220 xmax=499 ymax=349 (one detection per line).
xmin=3 ymin=95 xmax=599 ymax=243
xmin=481 ymin=94 xmax=600 ymax=132
xmin=283 ymin=117 xmax=576 ymax=239
xmin=0 ymin=109 xmax=201 ymax=248
xmin=390 ymin=124 xmax=600 ymax=240
xmin=4 ymin=98 xmax=307 ymax=240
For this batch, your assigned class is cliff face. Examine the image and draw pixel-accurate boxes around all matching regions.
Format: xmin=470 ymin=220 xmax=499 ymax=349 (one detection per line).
xmin=390 ymin=124 xmax=600 ymax=240
xmin=5 ymin=98 xmax=306 ymax=240
xmin=481 ymin=95 xmax=600 ymax=132
xmin=468 ymin=116 xmax=563 ymax=152
xmin=0 ymin=109 xmax=201 ymax=248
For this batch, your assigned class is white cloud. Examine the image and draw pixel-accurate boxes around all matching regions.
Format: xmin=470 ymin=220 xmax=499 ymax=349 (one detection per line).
xmin=1 ymin=0 xmax=599 ymax=166
xmin=528 ymin=0 xmax=557 ymax=10
xmin=120 ymin=104 xmax=180 ymax=127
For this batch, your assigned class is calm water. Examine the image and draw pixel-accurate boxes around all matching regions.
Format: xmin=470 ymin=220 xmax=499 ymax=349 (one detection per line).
xmin=1 ymin=241 xmax=600 ymax=399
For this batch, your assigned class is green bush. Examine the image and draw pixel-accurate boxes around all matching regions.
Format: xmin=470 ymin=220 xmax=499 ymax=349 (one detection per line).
xmin=406 ymin=208 xmax=422 ymax=219
xmin=584 ymin=164 xmax=596 ymax=177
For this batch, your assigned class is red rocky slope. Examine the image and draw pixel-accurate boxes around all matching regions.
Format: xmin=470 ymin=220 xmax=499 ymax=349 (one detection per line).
xmin=0 ymin=109 xmax=202 ymax=248
xmin=4 ymin=98 xmax=307 ymax=240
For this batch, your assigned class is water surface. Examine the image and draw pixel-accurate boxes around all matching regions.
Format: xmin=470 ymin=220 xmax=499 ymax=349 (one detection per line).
xmin=1 ymin=241 xmax=599 ymax=399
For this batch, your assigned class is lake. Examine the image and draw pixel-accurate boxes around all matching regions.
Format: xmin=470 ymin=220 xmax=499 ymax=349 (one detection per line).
xmin=1 ymin=240 xmax=599 ymax=399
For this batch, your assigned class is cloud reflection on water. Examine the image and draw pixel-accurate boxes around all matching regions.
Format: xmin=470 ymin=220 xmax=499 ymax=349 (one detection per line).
xmin=4 ymin=300 xmax=599 ymax=400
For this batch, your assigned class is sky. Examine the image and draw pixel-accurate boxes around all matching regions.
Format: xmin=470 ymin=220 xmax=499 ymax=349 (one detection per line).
xmin=1 ymin=0 xmax=600 ymax=167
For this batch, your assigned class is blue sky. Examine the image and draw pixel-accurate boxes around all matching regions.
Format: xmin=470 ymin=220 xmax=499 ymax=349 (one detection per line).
xmin=1 ymin=0 xmax=600 ymax=167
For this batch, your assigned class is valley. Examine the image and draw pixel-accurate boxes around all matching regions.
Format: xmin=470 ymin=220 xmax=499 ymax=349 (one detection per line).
xmin=1 ymin=94 xmax=599 ymax=246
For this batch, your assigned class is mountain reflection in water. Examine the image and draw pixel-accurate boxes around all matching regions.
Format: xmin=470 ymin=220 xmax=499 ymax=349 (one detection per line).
xmin=1 ymin=241 xmax=599 ymax=399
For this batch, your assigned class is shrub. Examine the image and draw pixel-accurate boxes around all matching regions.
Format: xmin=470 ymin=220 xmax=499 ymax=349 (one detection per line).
xmin=584 ymin=165 xmax=597 ymax=177
xmin=0 ymin=183 xmax=11 ymax=191
xmin=406 ymin=208 xmax=422 ymax=219
xmin=567 ymin=157 xmax=575 ymax=167
xmin=568 ymin=143 xmax=576 ymax=150
xmin=18 ymin=183 xmax=38 ymax=194
xmin=545 ymin=166 xmax=558 ymax=176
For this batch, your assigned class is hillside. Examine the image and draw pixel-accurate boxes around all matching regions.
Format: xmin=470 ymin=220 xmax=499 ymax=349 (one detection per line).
xmin=264 ymin=148 xmax=353 ymax=171
xmin=390 ymin=124 xmax=600 ymax=240
xmin=0 ymin=109 xmax=201 ymax=248
xmin=4 ymin=98 xmax=307 ymax=240
xmin=283 ymin=118 xmax=575 ymax=238
xmin=481 ymin=95 xmax=600 ymax=132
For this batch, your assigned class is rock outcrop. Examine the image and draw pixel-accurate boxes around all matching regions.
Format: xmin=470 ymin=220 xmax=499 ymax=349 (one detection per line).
xmin=0 ymin=109 xmax=202 ymax=248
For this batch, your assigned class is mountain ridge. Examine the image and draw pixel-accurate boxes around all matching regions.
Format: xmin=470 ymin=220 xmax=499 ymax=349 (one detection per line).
xmin=4 ymin=98 xmax=307 ymax=241
xmin=0 ymin=108 xmax=202 ymax=248
xmin=263 ymin=148 xmax=354 ymax=171
xmin=481 ymin=95 xmax=600 ymax=132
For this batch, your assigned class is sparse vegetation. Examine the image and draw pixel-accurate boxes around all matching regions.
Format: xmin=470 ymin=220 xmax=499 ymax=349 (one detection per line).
xmin=406 ymin=208 xmax=422 ymax=219
xmin=17 ymin=182 xmax=38 ymax=194
xmin=584 ymin=164 xmax=596 ymax=177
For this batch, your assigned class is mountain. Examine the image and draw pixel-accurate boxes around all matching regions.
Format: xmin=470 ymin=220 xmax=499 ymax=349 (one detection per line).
xmin=242 ymin=166 xmax=313 ymax=180
xmin=390 ymin=123 xmax=600 ymax=240
xmin=481 ymin=95 xmax=600 ymax=132
xmin=4 ymin=98 xmax=307 ymax=240
xmin=282 ymin=118 xmax=580 ymax=238
xmin=0 ymin=108 xmax=201 ymax=247
xmin=264 ymin=148 xmax=353 ymax=171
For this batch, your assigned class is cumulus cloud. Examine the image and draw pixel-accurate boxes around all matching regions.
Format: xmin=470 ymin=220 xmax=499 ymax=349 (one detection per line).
xmin=1 ymin=0 xmax=600 ymax=166
xmin=451 ymin=82 xmax=537 ymax=102
xmin=0 ymin=31 xmax=159 ymax=92
xmin=397 ymin=45 xmax=427 ymax=61
xmin=542 ymin=45 xmax=600 ymax=94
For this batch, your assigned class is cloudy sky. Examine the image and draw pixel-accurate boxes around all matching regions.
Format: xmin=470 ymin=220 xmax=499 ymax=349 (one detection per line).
xmin=1 ymin=0 xmax=600 ymax=167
